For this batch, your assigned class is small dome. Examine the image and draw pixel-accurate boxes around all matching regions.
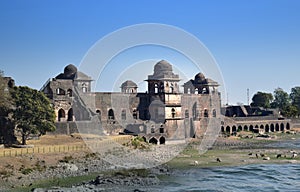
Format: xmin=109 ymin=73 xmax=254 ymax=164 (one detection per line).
xmin=64 ymin=64 xmax=77 ymax=76
xmin=152 ymin=60 xmax=174 ymax=77
xmin=121 ymin=80 xmax=137 ymax=88
xmin=194 ymin=73 xmax=206 ymax=83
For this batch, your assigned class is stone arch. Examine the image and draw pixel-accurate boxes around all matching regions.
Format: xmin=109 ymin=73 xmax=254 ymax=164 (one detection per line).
xmin=260 ymin=125 xmax=264 ymax=129
xmin=159 ymin=137 xmax=166 ymax=145
xmin=221 ymin=126 xmax=225 ymax=132
xmin=286 ymin=123 xmax=290 ymax=130
xmin=270 ymin=124 xmax=275 ymax=132
xmin=244 ymin=125 xmax=248 ymax=131
xmin=149 ymin=137 xmax=158 ymax=145
xmin=67 ymin=108 xmax=73 ymax=121
xmin=275 ymin=123 xmax=280 ymax=131
xmin=238 ymin=125 xmax=243 ymax=132
xmin=226 ymin=126 xmax=231 ymax=133
xmin=108 ymin=109 xmax=115 ymax=120
xmin=232 ymin=126 xmax=237 ymax=133
xmin=58 ymin=108 xmax=65 ymax=122
xmin=265 ymin=124 xmax=270 ymax=132
xmin=249 ymin=125 xmax=254 ymax=132
xmin=280 ymin=123 xmax=285 ymax=131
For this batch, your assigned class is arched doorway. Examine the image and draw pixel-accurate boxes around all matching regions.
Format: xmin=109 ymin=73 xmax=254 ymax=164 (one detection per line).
xmin=270 ymin=124 xmax=275 ymax=132
xmin=232 ymin=126 xmax=237 ymax=133
xmin=238 ymin=126 xmax=243 ymax=132
xmin=265 ymin=124 xmax=270 ymax=132
xmin=221 ymin=126 xmax=225 ymax=132
xmin=226 ymin=126 xmax=231 ymax=133
xmin=249 ymin=125 xmax=254 ymax=132
xmin=67 ymin=108 xmax=73 ymax=121
xmin=280 ymin=123 xmax=285 ymax=132
xmin=108 ymin=109 xmax=115 ymax=120
xmin=244 ymin=125 xmax=248 ymax=131
xmin=149 ymin=137 xmax=158 ymax=145
xmin=159 ymin=137 xmax=166 ymax=145
xmin=286 ymin=123 xmax=290 ymax=130
xmin=275 ymin=124 xmax=280 ymax=132
xmin=58 ymin=109 xmax=65 ymax=122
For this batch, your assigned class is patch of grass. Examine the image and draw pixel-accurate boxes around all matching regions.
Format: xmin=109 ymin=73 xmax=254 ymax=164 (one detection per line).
xmin=19 ymin=166 xmax=33 ymax=175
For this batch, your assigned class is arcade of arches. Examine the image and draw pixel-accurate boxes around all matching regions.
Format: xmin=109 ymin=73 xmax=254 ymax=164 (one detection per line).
xmin=221 ymin=122 xmax=291 ymax=134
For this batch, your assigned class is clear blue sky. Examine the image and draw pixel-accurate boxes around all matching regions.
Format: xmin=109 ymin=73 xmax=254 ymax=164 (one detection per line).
xmin=0 ymin=0 xmax=299 ymax=105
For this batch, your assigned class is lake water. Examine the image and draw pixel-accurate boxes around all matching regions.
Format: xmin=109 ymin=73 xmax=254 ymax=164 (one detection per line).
xmin=156 ymin=164 xmax=300 ymax=192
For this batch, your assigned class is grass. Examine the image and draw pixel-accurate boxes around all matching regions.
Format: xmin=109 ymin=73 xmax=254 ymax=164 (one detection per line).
xmin=10 ymin=172 xmax=101 ymax=192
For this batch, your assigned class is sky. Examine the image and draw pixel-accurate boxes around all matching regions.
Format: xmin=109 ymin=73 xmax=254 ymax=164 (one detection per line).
xmin=0 ymin=0 xmax=300 ymax=105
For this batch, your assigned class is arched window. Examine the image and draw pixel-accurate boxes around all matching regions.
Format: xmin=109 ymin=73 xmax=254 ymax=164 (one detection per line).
xmin=133 ymin=109 xmax=138 ymax=119
xmin=108 ymin=109 xmax=115 ymax=120
xmin=82 ymin=83 xmax=88 ymax=93
xmin=170 ymin=83 xmax=174 ymax=93
xmin=58 ymin=109 xmax=65 ymax=121
xmin=195 ymin=88 xmax=199 ymax=94
xmin=171 ymin=108 xmax=176 ymax=118
xmin=96 ymin=109 xmax=101 ymax=120
xmin=187 ymin=88 xmax=191 ymax=94
xmin=204 ymin=109 xmax=209 ymax=117
xmin=121 ymin=109 xmax=126 ymax=120
xmin=154 ymin=83 xmax=159 ymax=94
xmin=160 ymin=124 xmax=164 ymax=133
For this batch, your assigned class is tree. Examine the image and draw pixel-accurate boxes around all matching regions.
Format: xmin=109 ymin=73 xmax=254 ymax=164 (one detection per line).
xmin=250 ymin=91 xmax=273 ymax=109
xmin=0 ymin=71 xmax=12 ymax=114
xmin=11 ymin=86 xmax=56 ymax=145
xmin=290 ymin=87 xmax=300 ymax=117
xmin=281 ymin=105 xmax=298 ymax=118
xmin=271 ymin=88 xmax=290 ymax=111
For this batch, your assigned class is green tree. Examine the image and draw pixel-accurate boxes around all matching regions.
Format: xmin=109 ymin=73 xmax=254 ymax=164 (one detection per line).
xmin=11 ymin=86 xmax=55 ymax=145
xmin=290 ymin=87 xmax=300 ymax=117
xmin=281 ymin=105 xmax=298 ymax=118
xmin=0 ymin=71 xmax=12 ymax=114
xmin=271 ymin=88 xmax=290 ymax=111
xmin=251 ymin=91 xmax=273 ymax=109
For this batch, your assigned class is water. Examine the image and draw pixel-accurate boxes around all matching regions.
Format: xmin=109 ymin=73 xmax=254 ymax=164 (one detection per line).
xmin=157 ymin=164 xmax=300 ymax=192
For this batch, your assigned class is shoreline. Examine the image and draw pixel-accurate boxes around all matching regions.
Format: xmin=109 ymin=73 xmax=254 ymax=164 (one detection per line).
xmin=2 ymin=132 xmax=300 ymax=191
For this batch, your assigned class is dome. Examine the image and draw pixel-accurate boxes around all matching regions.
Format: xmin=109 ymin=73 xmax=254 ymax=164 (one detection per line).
xmin=121 ymin=80 xmax=137 ymax=88
xmin=64 ymin=64 xmax=77 ymax=76
xmin=194 ymin=73 xmax=206 ymax=83
xmin=153 ymin=60 xmax=173 ymax=77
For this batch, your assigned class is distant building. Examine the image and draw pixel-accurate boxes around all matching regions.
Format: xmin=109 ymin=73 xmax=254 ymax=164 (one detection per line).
xmin=41 ymin=60 xmax=222 ymax=144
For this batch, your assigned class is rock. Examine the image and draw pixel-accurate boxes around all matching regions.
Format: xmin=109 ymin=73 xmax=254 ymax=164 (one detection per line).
xmin=59 ymin=163 xmax=78 ymax=172
xmin=263 ymin=157 xmax=270 ymax=160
